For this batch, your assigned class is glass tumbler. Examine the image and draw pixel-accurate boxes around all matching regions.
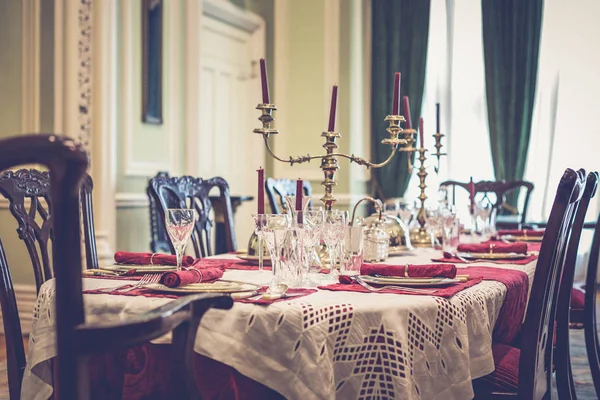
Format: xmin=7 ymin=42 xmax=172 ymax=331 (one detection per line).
xmin=341 ymin=225 xmax=364 ymax=276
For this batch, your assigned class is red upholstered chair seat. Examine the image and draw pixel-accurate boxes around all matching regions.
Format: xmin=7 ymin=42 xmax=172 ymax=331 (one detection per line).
xmin=569 ymin=288 xmax=585 ymax=328
xmin=474 ymin=343 xmax=520 ymax=394
xmin=571 ymin=287 xmax=585 ymax=309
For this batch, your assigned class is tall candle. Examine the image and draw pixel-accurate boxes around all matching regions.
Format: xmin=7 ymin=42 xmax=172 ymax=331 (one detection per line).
xmin=296 ymin=178 xmax=304 ymax=224
xmin=436 ymin=103 xmax=440 ymax=133
xmin=469 ymin=177 xmax=475 ymax=213
xmin=402 ymin=96 xmax=412 ymax=129
xmin=259 ymin=58 xmax=270 ymax=104
xmin=419 ymin=117 xmax=424 ymax=148
xmin=257 ymin=167 xmax=265 ymax=214
xmin=328 ymin=85 xmax=338 ymax=132
xmin=392 ymin=72 xmax=401 ymax=115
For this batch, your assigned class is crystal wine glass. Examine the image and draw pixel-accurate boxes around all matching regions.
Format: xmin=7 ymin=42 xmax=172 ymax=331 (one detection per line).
xmin=261 ymin=214 xmax=291 ymax=294
xmin=322 ymin=210 xmax=348 ymax=279
xmin=165 ymin=208 xmax=196 ymax=270
xmin=301 ymin=210 xmax=325 ymax=279
xmin=252 ymin=214 xmax=269 ymax=271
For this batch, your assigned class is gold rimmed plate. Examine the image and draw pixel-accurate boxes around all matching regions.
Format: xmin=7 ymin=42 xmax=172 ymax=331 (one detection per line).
xmin=457 ymin=252 xmax=529 ymax=260
xmin=236 ymin=254 xmax=272 ymax=266
xmin=360 ymin=275 xmax=460 ymax=287
xmin=144 ymin=280 xmax=261 ymax=294
xmin=501 ymin=235 xmax=544 ymax=243
xmin=103 ymin=264 xmax=177 ymax=273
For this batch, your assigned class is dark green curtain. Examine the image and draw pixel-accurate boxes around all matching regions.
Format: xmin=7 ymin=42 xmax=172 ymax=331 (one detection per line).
xmin=481 ymin=0 xmax=543 ymax=206
xmin=371 ymin=0 xmax=431 ymax=200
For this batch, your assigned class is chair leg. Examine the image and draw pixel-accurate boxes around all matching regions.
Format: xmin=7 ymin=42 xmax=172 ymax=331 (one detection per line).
xmin=556 ymin=324 xmax=578 ymax=400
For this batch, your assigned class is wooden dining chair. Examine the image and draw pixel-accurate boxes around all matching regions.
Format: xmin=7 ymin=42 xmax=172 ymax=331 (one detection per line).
xmin=0 ymin=169 xmax=98 ymax=292
xmin=0 ymin=134 xmax=233 ymax=400
xmin=265 ymin=177 xmax=313 ymax=214
xmin=554 ymin=171 xmax=600 ymax=400
xmin=147 ymin=172 xmax=237 ymax=257
xmin=440 ymin=179 xmax=534 ymax=227
xmin=472 ymin=168 xmax=585 ymax=400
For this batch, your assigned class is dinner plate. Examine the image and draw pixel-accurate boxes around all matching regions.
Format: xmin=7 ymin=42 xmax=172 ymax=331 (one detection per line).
xmin=360 ymin=275 xmax=460 ymax=287
xmin=144 ymin=280 xmax=261 ymax=294
xmin=501 ymin=234 xmax=544 ymax=243
xmin=236 ymin=254 xmax=272 ymax=266
xmin=103 ymin=264 xmax=177 ymax=273
xmin=456 ymin=252 xmax=528 ymax=260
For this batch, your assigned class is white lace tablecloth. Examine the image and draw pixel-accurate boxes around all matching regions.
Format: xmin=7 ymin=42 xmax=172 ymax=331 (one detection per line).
xmin=21 ymin=248 xmax=536 ymax=400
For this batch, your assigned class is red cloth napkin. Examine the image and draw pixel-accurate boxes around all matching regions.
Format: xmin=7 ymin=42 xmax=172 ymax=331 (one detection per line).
xmin=498 ymin=229 xmax=545 ymax=237
xmin=361 ymin=263 xmax=457 ymax=278
xmin=318 ymin=275 xmax=484 ymax=298
xmin=159 ymin=267 xmax=224 ymax=288
xmin=456 ymin=242 xmax=528 ymax=254
xmin=114 ymin=251 xmax=195 ymax=267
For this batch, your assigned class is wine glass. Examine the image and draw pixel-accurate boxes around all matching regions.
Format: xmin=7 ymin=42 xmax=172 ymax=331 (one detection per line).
xmin=261 ymin=214 xmax=291 ymax=294
xmin=301 ymin=210 xmax=325 ymax=279
xmin=165 ymin=208 xmax=196 ymax=270
xmin=397 ymin=201 xmax=414 ymax=227
xmin=322 ymin=210 xmax=348 ymax=279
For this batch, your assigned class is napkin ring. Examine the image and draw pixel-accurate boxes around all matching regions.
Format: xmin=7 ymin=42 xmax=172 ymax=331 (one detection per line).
xmin=150 ymin=253 xmax=157 ymax=265
xmin=489 ymin=243 xmax=494 ymax=254
xmin=404 ymin=264 xmax=410 ymax=277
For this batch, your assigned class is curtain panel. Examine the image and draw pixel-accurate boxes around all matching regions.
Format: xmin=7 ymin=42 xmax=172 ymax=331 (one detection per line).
xmin=481 ymin=0 xmax=544 ymax=206
xmin=371 ymin=0 xmax=431 ymax=200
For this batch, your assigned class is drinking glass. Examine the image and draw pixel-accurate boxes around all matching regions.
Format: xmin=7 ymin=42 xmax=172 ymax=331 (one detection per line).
xmin=397 ymin=201 xmax=414 ymax=227
xmin=442 ymin=215 xmax=460 ymax=254
xmin=261 ymin=214 xmax=291 ymax=294
xmin=322 ymin=210 xmax=348 ymax=278
xmin=165 ymin=208 xmax=196 ymax=270
xmin=341 ymin=225 xmax=364 ymax=276
xmin=252 ymin=214 xmax=268 ymax=271
xmin=301 ymin=210 xmax=325 ymax=277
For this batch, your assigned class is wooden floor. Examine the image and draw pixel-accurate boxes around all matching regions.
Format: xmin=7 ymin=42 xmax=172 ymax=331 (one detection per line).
xmin=1 ymin=329 xmax=599 ymax=399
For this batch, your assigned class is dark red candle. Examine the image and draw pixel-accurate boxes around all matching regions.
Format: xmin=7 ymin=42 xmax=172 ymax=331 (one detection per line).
xmin=296 ymin=178 xmax=303 ymax=224
xmin=327 ymin=86 xmax=338 ymax=132
xmin=436 ymin=103 xmax=440 ymax=133
xmin=469 ymin=177 xmax=475 ymax=213
xmin=419 ymin=118 xmax=424 ymax=148
xmin=257 ymin=167 xmax=265 ymax=214
xmin=259 ymin=58 xmax=270 ymax=104
xmin=402 ymin=96 xmax=412 ymax=129
xmin=392 ymin=72 xmax=401 ymax=115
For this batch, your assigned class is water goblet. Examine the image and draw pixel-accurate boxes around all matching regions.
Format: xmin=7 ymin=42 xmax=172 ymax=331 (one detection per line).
xmin=322 ymin=210 xmax=348 ymax=278
xmin=301 ymin=210 xmax=325 ymax=279
xmin=165 ymin=208 xmax=196 ymax=271
xmin=261 ymin=214 xmax=291 ymax=294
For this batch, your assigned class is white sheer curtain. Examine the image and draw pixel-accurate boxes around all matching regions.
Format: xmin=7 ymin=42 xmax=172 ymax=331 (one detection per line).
xmin=405 ymin=0 xmax=493 ymax=225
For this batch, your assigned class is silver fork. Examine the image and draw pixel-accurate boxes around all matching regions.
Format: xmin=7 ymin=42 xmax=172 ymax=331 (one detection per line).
xmin=96 ymin=273 xmax=158 ymax=293
xmin=354 ymin=276 xmax=438 ymax=294
xmin=119 ymin=273 xmax=161 ymax=292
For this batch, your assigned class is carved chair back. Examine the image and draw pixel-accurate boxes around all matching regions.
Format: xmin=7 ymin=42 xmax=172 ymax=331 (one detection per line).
xmin=583 ymin=209 xmax=600 ymax=395
xmin=147 ymin=172 xmax=237 ymax=257
xmin=265 ymin=177 xmax=313 ymax=214
xmin=555 ymin=171 xmax=599 ymax=399
xmin=517 ymin=169 xmax=584 ymax=399
xmin=440 ymin=179 xmax=534 ymax=225
xmin=0 ymin=169 xmax=98 ymax=292
xmin=0 ymin=134 xmax=88 ymax=399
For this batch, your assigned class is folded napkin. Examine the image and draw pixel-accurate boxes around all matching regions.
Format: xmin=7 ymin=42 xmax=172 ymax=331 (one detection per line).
xmin=360 ymin=262 xmax=457 ymax=279
xmin=160 ymin=267 xmax=223 ymax=288
xmin=456 ymin=242 xmax=528 ymax=254
xmin=114 ymin=251 xmax=195 ymax=267
xmin=497 ymin=229 xmax=544 ymax=237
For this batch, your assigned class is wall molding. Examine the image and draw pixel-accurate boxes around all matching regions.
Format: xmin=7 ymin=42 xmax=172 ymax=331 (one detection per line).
xmin=121 ymin=0 xmax=178 ymax=177
xmin=22 ymin=0 xmax=41 ymax=133
xmin=115 ymin=192 xmax=150 ymax=208
xmin=0 ymin=284 xmax=37 ymax=335
xmin=203 ymin=0 xmax=261 ymax=33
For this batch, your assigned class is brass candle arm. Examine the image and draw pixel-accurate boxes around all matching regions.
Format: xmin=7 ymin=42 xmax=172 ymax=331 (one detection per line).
xmin=432 ymin=132 xmax=447 ymax=174
xmin=254 ymin=101 xmax=416 ymax=210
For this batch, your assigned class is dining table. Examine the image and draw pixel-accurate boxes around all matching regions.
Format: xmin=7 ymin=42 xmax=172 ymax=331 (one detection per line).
xmin=21 ymin=247 xmax=537 ymax=400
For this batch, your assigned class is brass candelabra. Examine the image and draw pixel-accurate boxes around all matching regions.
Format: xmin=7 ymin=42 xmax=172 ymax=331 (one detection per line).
xmin=253 ymin=103 xmax=415 ymax=211
xmin=409 ymin=146 xmax=431 ymax=246
xmin=432 ymin=131 xmax=446 ymax=174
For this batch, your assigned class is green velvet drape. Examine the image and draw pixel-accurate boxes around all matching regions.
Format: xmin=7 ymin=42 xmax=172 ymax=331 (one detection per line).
xmin=481 ymin=0 xmax=543 ymax=206
xmin=371 ymin=0 xmax=431 ymax=200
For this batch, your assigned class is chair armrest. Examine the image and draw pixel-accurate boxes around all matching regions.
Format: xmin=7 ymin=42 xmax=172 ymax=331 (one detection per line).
xmin=74 ymin=293 xmax=233 ymax=354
